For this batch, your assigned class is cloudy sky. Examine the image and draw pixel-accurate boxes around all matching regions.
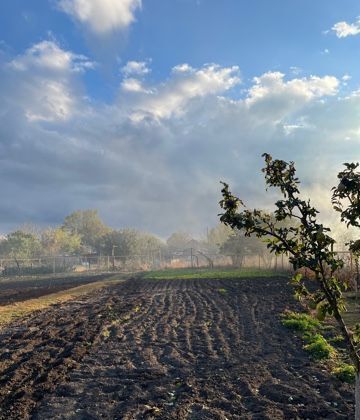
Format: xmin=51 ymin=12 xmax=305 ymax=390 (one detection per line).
xmin=0 ymin=0 xmax=359 ymax=237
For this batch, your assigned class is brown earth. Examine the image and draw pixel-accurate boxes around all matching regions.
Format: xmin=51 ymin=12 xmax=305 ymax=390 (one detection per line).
xmin=0 ymin=273 xmax=115 ymax=306
xmin=0 ymin=276 xmax=354 ymax=419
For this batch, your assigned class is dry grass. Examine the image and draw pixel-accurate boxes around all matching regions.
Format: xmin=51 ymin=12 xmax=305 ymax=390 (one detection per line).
xmin=0 ymin=278 xmax=124 ymax=326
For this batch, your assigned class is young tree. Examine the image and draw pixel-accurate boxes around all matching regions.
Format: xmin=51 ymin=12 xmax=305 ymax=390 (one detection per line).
xmin=219 ymin=154 xmax=360 ymax=418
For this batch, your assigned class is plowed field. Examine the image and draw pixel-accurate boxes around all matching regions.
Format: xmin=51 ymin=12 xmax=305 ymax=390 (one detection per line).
xmin=0 ymin=276 xmax=354 ymax=419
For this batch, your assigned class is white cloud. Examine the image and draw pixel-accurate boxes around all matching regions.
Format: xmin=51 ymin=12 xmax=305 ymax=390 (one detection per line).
xmin=58 ymin=0 xmax=142 ymax=34
xmin=244 ymin=72 xmax=339 ymax=122
xmin=129 ymin=64 xmax=241 ymax=120
xmin=1 ymin=57 xmax=360 ymax=236
xmin=5 ymin=40 xmax=92 ymax=122
xmin=247 ymin=72 xmax=338 ymax=104
xmin=9 ymin=40 xmax=95 ymax=73
xmin=121 ymin=60 xmax=150 ymax=76
xmin=331 ymin=19 xmax=360 ymax=38
xmin=121 ymin=77 xmax=151 ymax=93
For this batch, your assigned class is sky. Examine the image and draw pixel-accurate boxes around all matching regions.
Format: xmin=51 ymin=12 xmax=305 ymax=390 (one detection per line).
xmin=0 ymin=0 xmax=359 ymax=238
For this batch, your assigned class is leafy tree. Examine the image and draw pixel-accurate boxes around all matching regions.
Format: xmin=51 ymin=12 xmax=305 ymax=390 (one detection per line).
xmin=0 ymin=230 xmax=42 ymax=259
xmin=219 ymin=153 xmax=360 ymax=417
xmin=207 ymin=223 xmax=233 ymax=248
xmin=41 ymin=227 xmax=82 ymax=256
xmin=166 ymin=231 xmax=193 ymax=252
xmin=220 ymin=230 xmax=267 ymax=267
xmin=100 ymin=229 xmax=163 ymax=265
xmin=62 ymin=209 xmax=110 ymax=250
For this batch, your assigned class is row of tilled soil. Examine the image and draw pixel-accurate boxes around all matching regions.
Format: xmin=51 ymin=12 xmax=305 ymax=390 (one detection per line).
xmin=0 ymin=276 xmax=355 ymax=419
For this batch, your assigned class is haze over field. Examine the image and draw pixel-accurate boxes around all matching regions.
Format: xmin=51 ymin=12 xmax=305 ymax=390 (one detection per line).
xmin=0 ymin=0 xmax=359 ymax=236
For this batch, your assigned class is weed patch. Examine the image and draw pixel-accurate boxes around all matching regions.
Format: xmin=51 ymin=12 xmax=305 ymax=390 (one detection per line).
xmin=303 ymin=333 xmax=334 ymax=360
xmin=332 ymin=363 xmax=356 ymax=383
xmin=281 ymin=311 xmax=320 ymax=332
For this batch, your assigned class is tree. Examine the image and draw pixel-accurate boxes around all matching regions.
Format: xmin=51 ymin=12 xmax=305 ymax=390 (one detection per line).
xmin=0 ymin=231 xmax=42 ymax=260
xmin=207 ymin=223 xmax=233 ymax=249
xmin=100 ymin=229 xmax=163 ymax=266
xmin=62 ymin=210 xmax=110 ymax=250
xmin=219 ymin=153 xmax=360 ymax=418
xmin=41 ymin=227 xmax=82 ymax=256
xmin=166 ymin=231 xmax=193 ymax=252
xmin=220 ymin=230 xmax=267 ymax=267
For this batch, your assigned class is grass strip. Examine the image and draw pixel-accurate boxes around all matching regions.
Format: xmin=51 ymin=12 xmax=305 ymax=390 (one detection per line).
xmin=0 ymin=278 xmax=124 ymax=326
xmin=144 ymin=267 xmax=285 ymax=280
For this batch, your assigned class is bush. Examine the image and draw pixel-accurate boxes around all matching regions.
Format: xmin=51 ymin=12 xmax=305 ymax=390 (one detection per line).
xmin=281 ymin=311 xmax=320 ymax=332
xmin=332 ymin=363 xmax=356 ymax=383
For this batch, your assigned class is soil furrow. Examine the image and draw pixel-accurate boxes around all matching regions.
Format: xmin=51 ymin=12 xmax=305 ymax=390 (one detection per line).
xmin=0 ymin=276 xmax=354 ymax=419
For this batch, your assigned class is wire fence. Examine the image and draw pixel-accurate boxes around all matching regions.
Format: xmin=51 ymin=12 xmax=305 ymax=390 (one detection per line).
xmin=0 ymin=248 xmax=357 ymax=284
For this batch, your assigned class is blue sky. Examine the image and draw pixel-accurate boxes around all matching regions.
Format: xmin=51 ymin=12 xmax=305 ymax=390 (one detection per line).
xmin=0 ymin=0 xmax=359 ymax=237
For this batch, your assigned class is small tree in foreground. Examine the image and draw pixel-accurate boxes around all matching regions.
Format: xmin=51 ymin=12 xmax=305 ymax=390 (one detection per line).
xmin=219 ymin=153 xmax=360 ymax=418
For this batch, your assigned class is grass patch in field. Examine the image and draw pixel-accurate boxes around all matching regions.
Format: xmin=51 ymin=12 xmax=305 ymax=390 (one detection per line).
xmin=0 ymin=277 xmax=124 ymax=326
xmin=281 ymin=311 xmax=320 ymax=332
xmin=303 ymin=333 xmax=335 ymax=360
xmin=332 ymin=363 xmax=356 ymax=383
xmin=144 ymin=267 xmax=282 ymax=280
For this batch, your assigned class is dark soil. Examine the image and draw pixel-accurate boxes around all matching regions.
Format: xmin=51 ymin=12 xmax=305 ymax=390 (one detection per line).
xmin=0 ymin=276 xmax=354 ymax=419
xmin=0 ymin=273 xmax=114 ymax=306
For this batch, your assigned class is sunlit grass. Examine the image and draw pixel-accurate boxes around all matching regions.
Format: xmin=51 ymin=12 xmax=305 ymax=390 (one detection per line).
xmin=0 ymin=277 xmax=124 ymax=326
xmin=143 ymin=267 xmax=284 ymax=280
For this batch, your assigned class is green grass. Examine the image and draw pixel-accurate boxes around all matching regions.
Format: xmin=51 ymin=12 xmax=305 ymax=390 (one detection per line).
xmin=143 ymin=267 xmax=282 ymax=280
xmin=303 ymin=333 xmax=335 ymax=360
xmin=332 ymin=363 xmax=356 ymax=383
xmin=281 ymin=311 xmax=321 ymax=332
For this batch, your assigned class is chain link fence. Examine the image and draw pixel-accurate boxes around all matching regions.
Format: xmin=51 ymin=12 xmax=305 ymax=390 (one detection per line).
xmin=0 ymin=249 xmax=357 ymax=284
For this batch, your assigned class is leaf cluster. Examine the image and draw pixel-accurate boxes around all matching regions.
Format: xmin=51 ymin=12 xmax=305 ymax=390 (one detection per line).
xmin=332 ymin=162 xmax=360 ymax=229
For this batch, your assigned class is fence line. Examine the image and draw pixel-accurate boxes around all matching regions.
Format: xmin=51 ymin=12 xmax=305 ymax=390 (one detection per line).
xmin=0 ymin=249 xmax=356 ymax=279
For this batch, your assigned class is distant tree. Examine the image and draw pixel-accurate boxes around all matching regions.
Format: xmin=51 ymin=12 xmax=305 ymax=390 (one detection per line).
xmin=16 ymin=223 xmax=43 ymax=240
xmin=41 ymin=227 xmax=82 ymax=256
xmin=166 ymin=231 xmax=193 ymax=252
xmin=220 ymin=154 xmax=360 ymax=418
xmin=100 ymin=229 xmax=163 ymax=265
xmin=207 ymin=223 xmax=233 ymax=249
xmin=62 ymin=209 xmax=110 ymax=250
xmin=0 ymin=230 xmax=42 ymax=260
xmin=220 ymin=230 xmax=267 ymax=267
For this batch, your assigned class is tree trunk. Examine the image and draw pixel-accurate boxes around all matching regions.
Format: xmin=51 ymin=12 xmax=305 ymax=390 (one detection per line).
xmin=356 ymin=372 xmax=360 ymax=420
